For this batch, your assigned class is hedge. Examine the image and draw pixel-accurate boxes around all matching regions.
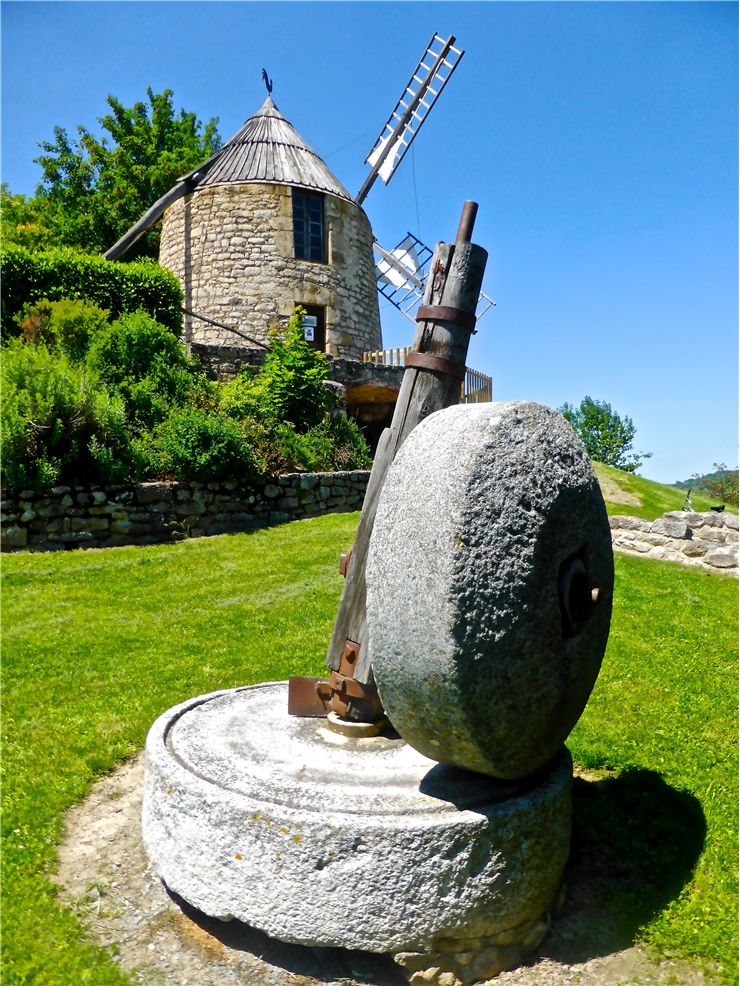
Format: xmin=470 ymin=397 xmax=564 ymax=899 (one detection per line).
xmin=0 ymin=246 xmax=183 ymax=338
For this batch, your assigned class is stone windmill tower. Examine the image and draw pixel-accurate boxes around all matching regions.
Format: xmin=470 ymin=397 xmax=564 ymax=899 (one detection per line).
xmin=158 ymin=95 xmax=382 ymax=359
xmin=105 ymin=92 xmax=382 ymax=360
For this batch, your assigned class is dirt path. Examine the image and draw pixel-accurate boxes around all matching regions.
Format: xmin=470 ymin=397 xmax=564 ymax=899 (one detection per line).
xmin=54 ymin=753 xmax=718 ymax=986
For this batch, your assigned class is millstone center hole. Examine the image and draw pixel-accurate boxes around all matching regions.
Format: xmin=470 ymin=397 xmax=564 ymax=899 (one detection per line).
xmin=558 ymin=556 xmax=592 ymax=637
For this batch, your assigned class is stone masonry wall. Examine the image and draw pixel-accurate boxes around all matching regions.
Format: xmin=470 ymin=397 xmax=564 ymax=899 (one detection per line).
xmin=1 ymin=472 xmax=370 ymax=553
xmin=610 ymin=510 xmax=738 ymax=576
xmin=159 ymin=182 xmax=382 ymax=360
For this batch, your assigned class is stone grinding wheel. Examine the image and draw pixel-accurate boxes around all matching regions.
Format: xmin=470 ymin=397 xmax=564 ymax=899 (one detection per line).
xmin=366 ymin=401 xmax=614 ymax=780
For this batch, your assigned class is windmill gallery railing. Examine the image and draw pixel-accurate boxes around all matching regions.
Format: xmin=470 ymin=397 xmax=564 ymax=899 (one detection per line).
xmin=363 ymin=347 xmax=492 ymax=404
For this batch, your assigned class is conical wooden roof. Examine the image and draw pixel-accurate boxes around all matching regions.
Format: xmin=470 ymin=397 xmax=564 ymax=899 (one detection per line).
xmin=197 ymin=95 xmax=354 ymax=202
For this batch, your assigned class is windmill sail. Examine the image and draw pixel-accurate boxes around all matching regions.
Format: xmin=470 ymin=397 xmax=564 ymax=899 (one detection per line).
xmin=374 ymin=233 xmax=495 ymax=323
xmin=356 ymin=33 xmax=464 ymax=205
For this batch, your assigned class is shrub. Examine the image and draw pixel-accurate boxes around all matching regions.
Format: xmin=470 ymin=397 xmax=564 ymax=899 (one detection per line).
xmin=141 ymin=407 xmax=261 ymax=483
xmin=0 ymin=340 xmax=95 ymax=488
xmin=217 ymin=371 xmax=267 ymax=422
xmin=16 ymin=297 xmax=110 ymax=362
xmin=255 ymin=310 xmax=334 ymax=430
xmin=275 ymin=415 xmax=372 ymax=473
xmin=0 ymin=245 xmax=183 ymax=339
xmin=85 ymin=311 xmax=206 ymax=429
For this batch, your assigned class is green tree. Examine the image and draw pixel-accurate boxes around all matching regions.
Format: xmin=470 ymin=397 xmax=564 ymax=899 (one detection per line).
xmin=700 ymin=463 xmax=739 ymax=506
xmin=559 ymin=396 xmax=651 ymax=473
xmin=0 ymin=184 xmax=50 ymax=251
xmin=31 ymin=88 xmax=220 ymax=258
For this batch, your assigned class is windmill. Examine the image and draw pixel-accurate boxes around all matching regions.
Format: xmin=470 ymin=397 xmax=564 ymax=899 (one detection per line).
xmin=102 ymin=31 xmax=492 ymax=361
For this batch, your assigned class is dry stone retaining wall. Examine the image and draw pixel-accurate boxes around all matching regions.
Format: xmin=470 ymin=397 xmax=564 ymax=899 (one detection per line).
xmin=1 ymin=472 xmax=370 ymax=553
xmin=610 ymin=510 xmax=738 ymax=576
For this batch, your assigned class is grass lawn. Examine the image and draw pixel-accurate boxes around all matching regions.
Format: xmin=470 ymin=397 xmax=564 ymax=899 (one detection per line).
xmin=2 ymin=515 xmax=737 ymax=984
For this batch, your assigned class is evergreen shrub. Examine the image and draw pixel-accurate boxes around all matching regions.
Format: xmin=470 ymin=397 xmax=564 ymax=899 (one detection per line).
xmin=1 ymin=340 xmax=95 ymax=488
xmin=0 ymin=246 xmax=183 ymax=339
xmin=86 ymin=311 xmax=206 ymax=429
xmin=141 ymin=407 xmax=261 ymax=484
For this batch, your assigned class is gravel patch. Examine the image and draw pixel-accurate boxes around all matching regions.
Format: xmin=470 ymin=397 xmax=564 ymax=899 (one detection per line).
xmin=54 ymin=753 xmax=719 ymax=986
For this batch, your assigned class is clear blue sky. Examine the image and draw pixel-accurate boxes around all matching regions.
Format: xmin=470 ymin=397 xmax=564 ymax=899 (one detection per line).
xmin=2 ymin=1 xmax=737 ymax=483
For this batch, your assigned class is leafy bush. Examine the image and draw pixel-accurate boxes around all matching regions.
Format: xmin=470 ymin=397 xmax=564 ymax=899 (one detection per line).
xmin=141 ymin=406 xmax=260 ymax=483
xmin=324 ymin=414 xmax=372 ymax=470
xmin=16 ymin=297 xmax=110 ymax=362
xmin=85 ymin=311 xmax=206 ymax=429
xmin=1 ymin=302 xmax=372 ymax=490
xmin=1 ymin=340 xmax=95 ymax=488
xmin=274 ymin=416 xmax=372 ymax=473
xmin=217 ymin=371 xmax=267 ymax=422
xmin=255 ymin=310 xmax=334 ymax=430
xmin=1 ymin=245 xmax=183 ymax=339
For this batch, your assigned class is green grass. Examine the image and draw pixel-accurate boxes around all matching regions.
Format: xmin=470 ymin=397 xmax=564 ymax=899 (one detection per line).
xmin=2 ymin=517 xmax=737 ymax=983
xmin=594 ymin=461 xmax=737 ymax=520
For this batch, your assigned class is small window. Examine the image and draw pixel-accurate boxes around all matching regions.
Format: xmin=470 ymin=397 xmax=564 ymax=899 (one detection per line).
xmin=293 ymin=190 xmax=326 ymax=262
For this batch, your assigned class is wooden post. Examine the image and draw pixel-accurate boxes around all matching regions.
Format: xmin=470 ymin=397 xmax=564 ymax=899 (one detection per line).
xmin=325 ymin=202 xmax=488 ymax=694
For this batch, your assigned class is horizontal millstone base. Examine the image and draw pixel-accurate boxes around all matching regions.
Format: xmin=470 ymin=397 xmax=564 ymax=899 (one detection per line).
xmin=142 ymin=683 xmax=572 ymax=954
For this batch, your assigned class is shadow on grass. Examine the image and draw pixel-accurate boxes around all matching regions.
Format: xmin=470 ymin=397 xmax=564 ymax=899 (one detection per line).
xmin=538 ymin=766 xmax=707 ymax=964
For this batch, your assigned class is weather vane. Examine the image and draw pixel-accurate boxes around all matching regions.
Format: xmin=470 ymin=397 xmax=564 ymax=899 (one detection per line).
xmin=261 ymin=68 xmax=273 ymax=95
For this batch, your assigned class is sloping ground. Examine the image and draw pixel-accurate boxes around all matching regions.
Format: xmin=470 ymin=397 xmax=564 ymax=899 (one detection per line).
xmin=593 ymin=463 xmax=736 ymax=521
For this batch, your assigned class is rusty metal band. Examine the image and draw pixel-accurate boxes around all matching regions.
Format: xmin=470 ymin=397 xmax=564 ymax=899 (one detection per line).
xmin=404 ymin=351 xmax=467 ymax=380
xmin=415 ymin=305 xmax=477 ymax=333
xmin=327 ymin=670 xmax=374 ymax=701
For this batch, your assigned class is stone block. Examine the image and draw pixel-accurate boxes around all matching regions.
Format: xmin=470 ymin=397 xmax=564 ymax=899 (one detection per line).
xmin=694 ymin=527 xmax=728 ymax=544
xmin=70 ymin=516 xmax=109 ymax=532
xmin=149 ymin=501 xmax=175 ymax=514
xmin=143 ymin=684 xmax=571 ymax=954
xmin=264 ymin=484 xmax=282 ymax=499
xmin=92 ymin=490 xmax=108 ymax=504
xmin=650 ymin=518 xmax=691 ymax=539
xmin=56 ymin=531 xmax=95 ymax=543
xmin=704 ymin=548 xmax=738 ymax=569
xmin=609 ymin=515 xmax=649 ymax=531
xmin=2 ymin=526 xmax=28 ymax=549
xmin=268 ymin=511 xmax=291 ymax=525
xmin=136 ymin=482 xmax=174 ymax=505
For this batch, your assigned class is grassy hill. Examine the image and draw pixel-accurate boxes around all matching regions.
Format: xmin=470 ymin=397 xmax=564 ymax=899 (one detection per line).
xmin=593 ymin=462 xmax=737 ymax=521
